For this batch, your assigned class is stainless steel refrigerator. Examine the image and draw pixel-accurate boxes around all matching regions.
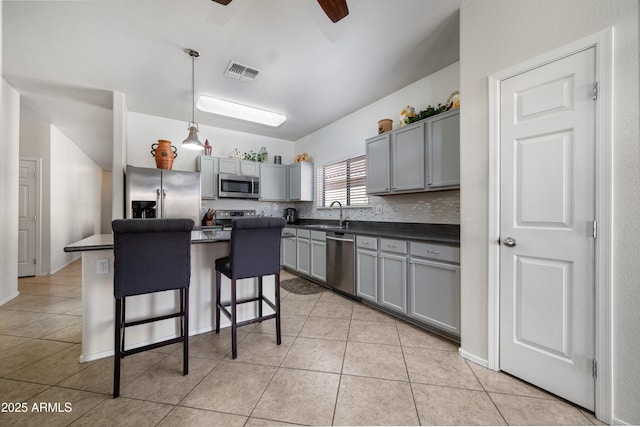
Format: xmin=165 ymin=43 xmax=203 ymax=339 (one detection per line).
xmin=125 ymin=165 xmax=201 ymax=227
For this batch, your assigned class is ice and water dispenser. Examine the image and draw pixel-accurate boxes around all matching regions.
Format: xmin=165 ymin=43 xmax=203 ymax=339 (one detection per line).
xmin=131 ymin=201 xmax=157 ymax=218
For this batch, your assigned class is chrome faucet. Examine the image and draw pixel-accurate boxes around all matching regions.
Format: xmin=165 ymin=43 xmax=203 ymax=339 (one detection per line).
xmin=329 ymin=201 xmax=345 ymax=227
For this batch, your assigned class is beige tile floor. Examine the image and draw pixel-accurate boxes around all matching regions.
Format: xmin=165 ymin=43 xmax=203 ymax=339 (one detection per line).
xmin=0 ymin=260 xmax=605 ymax=426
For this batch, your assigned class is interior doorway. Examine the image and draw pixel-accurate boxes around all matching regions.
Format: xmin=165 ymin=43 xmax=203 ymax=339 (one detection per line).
xmin=18 ymin=158 xmax=39 ymax=277
xmin=487 ymin=29 xmax=613 ymax=422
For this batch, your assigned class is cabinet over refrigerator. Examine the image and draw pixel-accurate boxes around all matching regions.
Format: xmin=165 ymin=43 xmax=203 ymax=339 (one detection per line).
xmin=125 ymin=165 xmax=201 ymax=227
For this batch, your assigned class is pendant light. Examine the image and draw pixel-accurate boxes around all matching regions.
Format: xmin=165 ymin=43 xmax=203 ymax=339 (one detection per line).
xmin=182 ymin=49 xmax=204 ymax=150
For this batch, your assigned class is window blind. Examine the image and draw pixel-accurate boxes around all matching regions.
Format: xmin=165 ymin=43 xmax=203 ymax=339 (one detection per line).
xmin=316 ymin=155 xmax=368 ymax=207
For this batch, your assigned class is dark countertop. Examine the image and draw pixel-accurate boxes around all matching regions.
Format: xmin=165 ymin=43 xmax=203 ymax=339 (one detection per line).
xmin=284 ymin=219 xmax=460 ymax=246
xmin=64 ymin=230 xmax=231 ymax=252
xmin=65 ymin=220 xmax=460 ymax=252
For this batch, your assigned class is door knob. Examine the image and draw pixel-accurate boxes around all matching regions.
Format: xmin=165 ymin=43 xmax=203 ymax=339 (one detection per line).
xmin=503 ymin=237 xmax=517 ymax=247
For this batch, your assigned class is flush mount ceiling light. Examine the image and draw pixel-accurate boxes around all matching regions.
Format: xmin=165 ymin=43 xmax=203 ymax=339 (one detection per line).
xmin=182 ymin=49 xmax=204 ymax=150
xmin=197 ymin=95 xmax=287 ymax=127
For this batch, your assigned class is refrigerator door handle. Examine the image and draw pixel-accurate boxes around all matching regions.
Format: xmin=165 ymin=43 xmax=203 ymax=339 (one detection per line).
xmin=156 ymin=189 xmax=161 ymax=218
xmin=162 ymin=189 xmax=167 ymax=217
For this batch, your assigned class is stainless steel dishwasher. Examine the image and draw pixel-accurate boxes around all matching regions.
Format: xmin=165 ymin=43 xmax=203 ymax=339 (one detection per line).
xmin=326 ymin=231 xmax=356 ymax=297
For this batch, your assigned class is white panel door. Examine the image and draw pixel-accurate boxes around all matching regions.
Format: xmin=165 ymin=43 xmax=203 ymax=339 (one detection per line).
xmin=500 ymin=47 xmax=595 ymax=410
xmin=18 ymin=160 xmax=37 ymax=277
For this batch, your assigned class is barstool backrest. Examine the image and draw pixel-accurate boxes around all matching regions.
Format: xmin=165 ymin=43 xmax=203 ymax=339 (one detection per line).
xmin=229 ymin=217 xmax=286 ymax=280
xmin=112 ymin=218 xmax=194 ymax=298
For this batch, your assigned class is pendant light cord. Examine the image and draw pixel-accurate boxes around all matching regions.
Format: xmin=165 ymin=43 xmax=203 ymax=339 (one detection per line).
xmin=187 ymin=49 xmax=199 ymax=128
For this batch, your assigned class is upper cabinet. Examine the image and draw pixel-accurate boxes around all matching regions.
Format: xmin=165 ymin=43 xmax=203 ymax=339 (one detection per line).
xmin=218 ymin=158 xmax=260 ymax=176
xmin=260 ymin=163 xmax=287 ymax=201
xmin=366 ymin=109 xmax=459 ymax=195
xmin=288 ymin=162 xmax=314 ymax=201
xmin=427 ymin=109 xmax=460 ymax=188
xmin=196 ymin=156 xmax=217 ymax=199
xmin=365 ymin=133 xmax=391 ymax=193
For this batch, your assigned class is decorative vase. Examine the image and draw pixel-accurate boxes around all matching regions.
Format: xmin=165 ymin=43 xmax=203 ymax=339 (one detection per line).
xmin=378 ymin=119 xmax=393 ymax=134
xmin=150 ymin=140 xmax=177 ymax=170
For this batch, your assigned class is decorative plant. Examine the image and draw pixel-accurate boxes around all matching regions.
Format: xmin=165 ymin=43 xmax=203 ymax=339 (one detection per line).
xmin=405 ymin=103 xmax=446 ymax=124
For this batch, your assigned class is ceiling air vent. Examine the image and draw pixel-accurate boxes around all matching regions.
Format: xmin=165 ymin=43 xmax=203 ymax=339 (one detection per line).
xmin=224 ymin=61 xmax=261 ymax=82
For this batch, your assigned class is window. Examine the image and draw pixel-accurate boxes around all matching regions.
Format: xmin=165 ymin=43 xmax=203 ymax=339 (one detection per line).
xmin=316 ymin=155 xmax=368 ymax=207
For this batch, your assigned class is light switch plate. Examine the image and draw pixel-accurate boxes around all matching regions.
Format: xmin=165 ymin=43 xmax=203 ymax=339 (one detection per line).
xmin=96 ymin=259 xmax=110 ymax=275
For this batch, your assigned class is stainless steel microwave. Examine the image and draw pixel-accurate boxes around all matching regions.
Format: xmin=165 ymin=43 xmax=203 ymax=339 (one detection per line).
xmin=218 ymin=173 xmax=260 ymax=199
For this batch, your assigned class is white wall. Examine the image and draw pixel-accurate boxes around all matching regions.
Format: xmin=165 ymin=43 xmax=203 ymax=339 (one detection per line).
xmin=0 ymin=80 xmax=20 ymax=305
xmin=297 ymin=62 xmax=459 ymax=166
xmin=126 ymin=112 xmax=296 ymax=171
xmin=295 ymin=62 xmax=460 ymax=224
xmin=459 ymin=0 xmax=639 ymax=424
xmin=49 ymin=126 xmax=102 ymax=271
xmin=100 ymin=169 xmax=112 ymax=233
xmin=19 ymin=121 xmax=103 ymax=274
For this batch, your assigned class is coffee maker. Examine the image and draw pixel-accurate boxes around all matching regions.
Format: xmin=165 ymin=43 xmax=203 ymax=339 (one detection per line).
xmin=284 ymin=208 xmax=298 ymax=224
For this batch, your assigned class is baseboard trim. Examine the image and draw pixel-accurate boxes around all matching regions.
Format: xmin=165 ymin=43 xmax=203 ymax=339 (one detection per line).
xmin=459 ymin=348 xmax=489 ymax=369
xmin=0 ymin=291 xmax=20 ymax=307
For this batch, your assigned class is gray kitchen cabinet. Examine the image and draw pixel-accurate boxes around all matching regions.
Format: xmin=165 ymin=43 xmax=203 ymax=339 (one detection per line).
xmin=409 ymin=242 xmax=460 ymax=336
xmin=296 ymin=228 xmax=311 ymax=276
xmin=260 ymin=163 xmax=287 ymax=201
xmin=355 ymin=236 xmax=408 ymax=314
xmin=427 ymin=109 xmax=460 ymax=188
xmin=310 ymin=230 xmax=326 ymax=282
xmin=365 ymin=109 xmax=459 ymax=195
xmin=288 ymin=162 xmax=314 ymax=201
xmin=282 ymin=228 xmax=325 ymax=283
xmin=196 ymin=155 xmax=217 ymax=199
xmin=365 ymin=133 xmax=391 ymax=194
xmin=378 ymin=239 xmax=408 ymax=314
xmin=281 ymin=228 xmax=297 ymax=270
xmin=219 ymin=158 xmax=260 ymax=176
xmin=356 ymin=236 xmax=378 ymax=302
xmin=392 ymin=122 xmax=425 ymax=192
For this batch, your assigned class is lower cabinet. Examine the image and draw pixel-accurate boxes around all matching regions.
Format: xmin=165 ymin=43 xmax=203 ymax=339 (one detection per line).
xmin=356 ymin=249 xmax=377 ymax=302
xmin=356 ymin=235 xmax=460 ymax=337
xmin=408 ymin=242 xmax=461 ymax=336
xmin=378 ymin=239 xmax=408 ymax=314
xmin=281 ymin=227 xmax=326 ymax=283
xmin=281 ymin=228 xmax=297 ymax=270
xmin=296 ymin=229 xmax=311 ymax=276
xmin=310 ymin=231 xmax=326 ymax=282
xmin=356 ymin=236 xmax=407 ymax=314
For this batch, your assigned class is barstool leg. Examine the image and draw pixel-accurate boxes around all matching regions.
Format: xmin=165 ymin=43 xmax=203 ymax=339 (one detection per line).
xmin=275 ymin=273 xmax=281 ymax=345
xmin=231 ymin=279 xmax=238 ymax=359
xmin=113 ymin=297 xmax=122 ymax=398
xmin=258 ymin=276 xmax=263 ymax=319
xmin=215 ymin=270 xmax=221 ymax=334
xmin=183 ymin=288 xmax=189 ymax=375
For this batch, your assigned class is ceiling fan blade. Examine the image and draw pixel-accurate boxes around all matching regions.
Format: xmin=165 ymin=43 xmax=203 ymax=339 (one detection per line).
xmin=317 ymin=0 xmax=349 ymax=23
xmin=211 ymin=0 xmax=232 ymax=5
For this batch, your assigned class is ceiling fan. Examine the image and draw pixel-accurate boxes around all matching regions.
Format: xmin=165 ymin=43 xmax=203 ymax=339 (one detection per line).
xmin=211 ymin=0 xmax=349 ymax=23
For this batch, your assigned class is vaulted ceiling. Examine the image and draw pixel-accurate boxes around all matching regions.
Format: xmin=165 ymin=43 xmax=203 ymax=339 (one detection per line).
xmin=3 ymin=0 xmax=461 ymax=169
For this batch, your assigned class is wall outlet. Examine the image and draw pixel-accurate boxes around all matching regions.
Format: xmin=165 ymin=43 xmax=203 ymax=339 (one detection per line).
xmin=96 ymin=259 xmax=110 ymax=275
xmin=374 ymin=206 xmax=383 ymax=214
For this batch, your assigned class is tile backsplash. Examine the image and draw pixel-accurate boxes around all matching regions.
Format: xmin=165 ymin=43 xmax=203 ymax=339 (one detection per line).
xmin=296 ymin=190 xmax=460 ymax=224
xmin=201 ymin=190 xmax=460 ymax=225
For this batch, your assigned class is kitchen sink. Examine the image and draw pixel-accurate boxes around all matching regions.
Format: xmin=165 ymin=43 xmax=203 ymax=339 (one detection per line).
xmin=305 ymin=224 xmax=348 ymax=230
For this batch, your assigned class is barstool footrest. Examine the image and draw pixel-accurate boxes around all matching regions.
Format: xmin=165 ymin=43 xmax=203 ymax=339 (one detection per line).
xmin=124 ymin=311 xmax=184 ymax=328
xmin=119 ymin=336 xmax=185 ymax=358
xmin=217 ymin=295 xmax=277 ymax=327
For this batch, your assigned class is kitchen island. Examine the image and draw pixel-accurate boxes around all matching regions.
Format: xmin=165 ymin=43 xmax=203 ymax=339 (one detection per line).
xmin=64 ymin=230 xmax=276 ymax=363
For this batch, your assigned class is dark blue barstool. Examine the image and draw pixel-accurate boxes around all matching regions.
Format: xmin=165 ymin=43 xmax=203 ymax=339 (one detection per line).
xmin=215 ymin=217 xmax=286 ymax=359
xmin=111 ymin=218 xmax=194 ymax=398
